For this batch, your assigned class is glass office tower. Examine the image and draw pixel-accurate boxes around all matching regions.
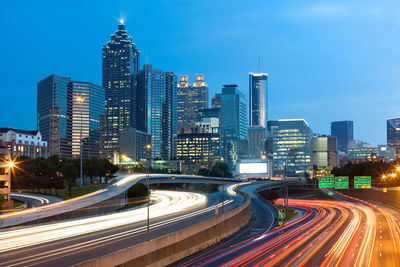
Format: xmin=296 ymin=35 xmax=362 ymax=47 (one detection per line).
xmin=387 ymin=118 xmax=400 ymax=159
xmin=220 ymin=85 xmax=248 ymax=170
xmin=71 ymin=82 xmax=104 ymax=159
xmin=331 ymin=120 xmax=353 ymax=152
xmin=249 ymin=73 xmax=268 ymax=127
xmin=38 ymin=75 xmax=104 ymax=159
xmin=177 ymin=75 xmax=190 ymax=127
xmin=37 ymin=75 xmax=72 ymax=158
xmin=273 ymin=119 xmax=312 ymax=177
xmin=102 ymin=21 xmax=140 ymax=159
xmin=163 ymin=72 xmax=178 ymax=159
xmin=311 ymin=135 xmax=338 ymax=168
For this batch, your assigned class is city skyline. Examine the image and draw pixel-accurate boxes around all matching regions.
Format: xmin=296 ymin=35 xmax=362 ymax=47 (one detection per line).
xmin=2 ymin=0 xmax=400 ymax=146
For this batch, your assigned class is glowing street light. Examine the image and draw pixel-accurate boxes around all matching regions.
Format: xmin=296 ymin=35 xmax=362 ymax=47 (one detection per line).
xmin=146 ymin=144 xmax=152 ymax=241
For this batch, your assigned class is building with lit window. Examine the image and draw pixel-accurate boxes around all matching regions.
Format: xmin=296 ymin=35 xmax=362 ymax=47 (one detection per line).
xmin=331 ymin=120 xmax=353 ymax=152
xmin=101 ymin=20 xmax=140 ymax=159
xmin=0 ymin=151 xmax=12 ymax=208
xmin=212 ymin=93 xmax=221 ymax=108
xmin=220 ymin=85 xmax=248 ymax=170
xmin=387 ymin=118 xmax=400 ymax=159
xmin=249 ymin=73 xmax=268 ymax=127
xmin=119 ymin=127 xmax=151 ymax=165
xmin=37 ymin=75 xmax=104 ymax=159
xmin=37 ymin=74 xmax=72 ymax=158
xmin=247 ymin=126 xmax=266 ymax=159
xmin=177 ymin=74 xmax=209 ymax=127
xmin=348 ymin=145 xmax=395 ymax=162
xmin=311 ymin=135 xmax=338 ymax=169
xmin=0 ymin=128 xmax=48 ymax=158
xmin=273 ymin=119 xmax=312 ymax=177
xmin=133 ymin=65 xmax=177 ymax=159
xmin=177 ymin=122 xmax=220 ymax=173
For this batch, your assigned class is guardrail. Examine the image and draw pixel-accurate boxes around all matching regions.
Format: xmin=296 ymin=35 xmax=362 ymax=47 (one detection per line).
xmin=75 ymin=192 xmax=251 ymax=267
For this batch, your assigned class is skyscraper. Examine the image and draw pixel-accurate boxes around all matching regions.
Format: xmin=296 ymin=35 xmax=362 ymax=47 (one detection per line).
xmin=71 ymin=81 xmax=104 ymax=159
xmin=37 ymin=75 xmax=72 ymax=158
xmin=177 ymin=75 xmax=190 ymax=127
xmin=220 ymin=85 xmax=248 ymax=170
xmin=311 ymin=135 xmax=338 ymax=169
xmin=212 ymin=93 xmax=221 ymax=108
xmin=177 ymin=74 xmax=209 ymax=127
xmin=133 ymin=65 xmax=177 ymax=159
xmin=387 ymin=118 xmax=400 ymax=159
xmin=273 ymin=119 xmax=312 ymax=177
xmin=331 ymin=121 xmax=353 ymax=152
xmin=247 ymin=126 xmax=266 ymax=159
xmin=102 ymin=20 xmax=140 ymax=159
xmin=249 ymin=73 xmax=268 ymax=127
xmin=37 ymin=75 xmax=104 ymax=159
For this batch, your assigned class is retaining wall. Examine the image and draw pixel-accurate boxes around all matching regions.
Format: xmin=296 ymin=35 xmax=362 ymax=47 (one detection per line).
xmin=75 ymin=196 xmax=251 ymax=267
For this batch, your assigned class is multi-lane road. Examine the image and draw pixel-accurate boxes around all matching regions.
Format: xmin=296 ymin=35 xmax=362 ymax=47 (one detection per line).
xmin=175 ymin=186 xmax=400 ymax=267
xmin=0 ymin=188 xmax=246 ymax=267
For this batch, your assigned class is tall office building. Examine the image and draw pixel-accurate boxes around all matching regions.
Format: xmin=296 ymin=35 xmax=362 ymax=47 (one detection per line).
xmin=133 ymin=65 xmax=177 ymax=159
xmin=247 ymin=126 xmax=266 ymax=159
xmin=177 ymin=74 xmax=209 ymax=127
xmin=37 ymin=75 xmax=104 ymax=159
xmin=331 ymin=121 xmax=353 ymax=152
xmin=177 ymin=75 xmax=190 ymax=127
xmin=212 ymin=93 xmax=221 ymax=108
xmin=220 ymin=85 xmax=248 ymax=170
xmin=102 ymin=20 xmax=140 ymax=159
xmin=71 ymin=82 xmax=104 ymax=159
xmin=163 ymin=72 xmax=178 ymax=159
xmin=273 ymin=119 xmax=313 ymax=177
xmin=311 ymin=136 xmax=338 ymax=169
xmin=37 ymin=75 xmax=72 ymax=158
xmin=249 ymin=73 xmax=268 ymax=127
xmin=387 ymin=118 xmax=400 ymax=159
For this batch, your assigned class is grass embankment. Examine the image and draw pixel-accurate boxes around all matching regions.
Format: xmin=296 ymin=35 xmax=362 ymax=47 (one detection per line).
xmin=290 ymin=190 xmax=335 ymax=200
xmin=13 ymin=200 xmax=25 ymax=208
xmin=275 ymin=204 xmax=296 ymax=222
xmin=22 ymin=183 xmax=107 ymax=200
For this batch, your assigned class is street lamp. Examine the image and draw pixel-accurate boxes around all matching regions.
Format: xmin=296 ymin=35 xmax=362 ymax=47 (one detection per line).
xmin=221 ymin=156 xmax=225 ymax=214
xmin=146 ymin=144 xmax=151 ymax=241
xmin=75 ymin=96 xmax=84 ymax=189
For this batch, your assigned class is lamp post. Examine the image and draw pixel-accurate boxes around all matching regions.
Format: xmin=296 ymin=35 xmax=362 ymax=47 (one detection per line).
xmin=146 ymin=144 xmax=151 ymax=241
xmin=76 ymin=96 xmax=84 ymax=189
xmin=221 ymin=156 xmax=225 ymax=214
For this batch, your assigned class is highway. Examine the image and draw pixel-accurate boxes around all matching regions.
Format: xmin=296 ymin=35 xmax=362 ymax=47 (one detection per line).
xmin=0 ymin=186 xmax=246 ymax=267
xmin=176 ymin=186 xmax=400 ymax=267
xmin=10 ymin=192 xmax=63 ymax=207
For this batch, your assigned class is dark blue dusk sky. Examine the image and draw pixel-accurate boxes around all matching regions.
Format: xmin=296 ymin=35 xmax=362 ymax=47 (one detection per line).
xmin=1 ymin=0 xmax=400 ymax=146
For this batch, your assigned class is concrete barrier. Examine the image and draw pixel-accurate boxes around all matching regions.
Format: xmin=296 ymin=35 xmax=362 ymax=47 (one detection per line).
xmin=75 ymin=196 xmax=251 ymax=267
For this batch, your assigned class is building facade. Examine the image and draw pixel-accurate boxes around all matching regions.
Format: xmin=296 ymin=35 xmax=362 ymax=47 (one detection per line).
xmin=177 ymin=124 xmax=220 ymax=173
xmin=177 ymin=74 xmax=209 ymax=127
xmin=0 ymin=128 xmax=48 ymax=158
xmin=387 ymin=118 xmax=400 ymax=159
xmin=348 ymin=145 xmax=396 ymax=162
xmin=311 ymin=135 xmax=338 ymax=169
xmin=37 ymin=74 xmax=72 ymax=158
xmin=102 ymin=21 xmax=140 ymax=159
xmin=119 ymin=127 xmax=151 ymax=164
xmin=37 ymin=75 xmax=104 ymax=159
xmin=212 ymin=93 xmax=221 ymax=109
xmin=249 ymin=73 xmax=268 ymax=127
xmin=247 ymin=126 xmax=267 ymax=159
xmin=220 ymin=85 xmax=248 ymax=170
xmin=71 ymin=82 xmax=104 ymax=159
xmin=273 ymin=119 xmax=312 ymax=177
xmin=133 ymin=65 xmax=177 ymax=159
xmin=331 ymin=120 xmax=353 ymax=152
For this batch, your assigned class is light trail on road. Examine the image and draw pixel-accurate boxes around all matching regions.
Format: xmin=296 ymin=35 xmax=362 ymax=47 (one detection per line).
xmin=0 ymin=190 xmax=206 ymax=253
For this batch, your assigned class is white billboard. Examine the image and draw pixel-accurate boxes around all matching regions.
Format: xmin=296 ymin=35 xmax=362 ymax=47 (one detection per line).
xmin=239 ymin=163 xmax=268 ymax=174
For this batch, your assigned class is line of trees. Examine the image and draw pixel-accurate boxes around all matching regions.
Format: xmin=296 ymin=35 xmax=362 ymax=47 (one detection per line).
xmin=197 ymin=162 xmax=233 ymax=178
xmin=331 ymin=160 xmax=400 ymax=187
xmin=12 ymin=156 xmax=118 ymax=196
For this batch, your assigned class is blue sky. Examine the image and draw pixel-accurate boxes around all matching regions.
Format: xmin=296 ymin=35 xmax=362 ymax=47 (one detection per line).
xmin=1 ymin=0 xmax=400 ymax=145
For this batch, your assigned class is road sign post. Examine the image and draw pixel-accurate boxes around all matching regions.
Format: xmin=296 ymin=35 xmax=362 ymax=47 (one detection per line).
xmin=278 ymin=209 xmax=285 ymax=219
xmin=319 ymin=175 xmax=334 ymax=189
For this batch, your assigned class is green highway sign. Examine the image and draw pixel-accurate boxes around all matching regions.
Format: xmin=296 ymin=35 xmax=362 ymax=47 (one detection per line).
xmin=354 ymin=176 xmax=371 ymax=189
xmin=335 ymin=176 xmax=349 ymax=189
xmin=328 ymin=191 xmax=333 ymax=196
xmin=319 ymin=176 xmax=334 ymax=188
xmin=278 ymin=209 xmax=285 ymax=219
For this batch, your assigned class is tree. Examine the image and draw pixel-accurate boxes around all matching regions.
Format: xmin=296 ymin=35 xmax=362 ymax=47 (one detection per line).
xmin=197 ymin=168 xmax=211 ymax=176
xmin=84 ymin=158 xmax=99 ymax=184
xmin=210 ymin=162 xmax=233 ymax=178
xmin=62 ymin=161 xmax=79 ymax=197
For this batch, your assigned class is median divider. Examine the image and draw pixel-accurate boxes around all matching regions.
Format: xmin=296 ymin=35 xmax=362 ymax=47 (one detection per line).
xmin=75 ymin=193 xmax=251 ymax=267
